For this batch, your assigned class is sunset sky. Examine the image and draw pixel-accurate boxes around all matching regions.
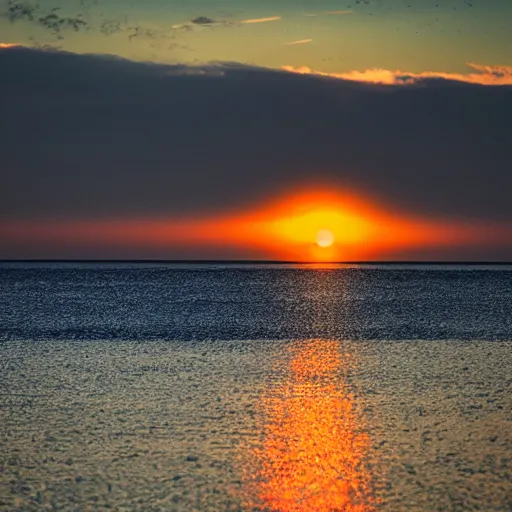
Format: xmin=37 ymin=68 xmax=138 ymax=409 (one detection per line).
xmin=1 ymin=0 xmax=511 ymax=260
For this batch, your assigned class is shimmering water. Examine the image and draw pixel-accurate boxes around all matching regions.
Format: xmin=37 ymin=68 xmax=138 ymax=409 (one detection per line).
xmin=1 ymin=263 xmax=512 ymax=341
xmin=1 ymin=264 xmax=511 ymax=511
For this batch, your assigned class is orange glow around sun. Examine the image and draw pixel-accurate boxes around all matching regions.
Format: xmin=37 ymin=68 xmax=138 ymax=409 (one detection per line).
xmin=0 ymin=186 xmax=508 ymax=261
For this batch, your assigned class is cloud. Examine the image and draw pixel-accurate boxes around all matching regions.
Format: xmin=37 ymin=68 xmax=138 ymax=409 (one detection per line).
xmin=0 ymin=46 xmax=511 ymax=259
xmin=2 ymin=0 xmax=192 ymax=48
xmin=169 ymin=14 xmax=282 ymax=31
xmin=2 ymin=0 xmax=280 ymax=48
xmin=4 ymin=1 xmax=87 ymax=37
xmin=191 ymin=16 xmax=216 ymax=25
xmin=172 ymin=15 xmax=281 ymax=32
xmin=240 ymin=16 xmax=281 ymax=24
xmin=282 ymin=63 xmax=512 ymax=86
xmin=285 ymin=39 xmax=313 ymax=46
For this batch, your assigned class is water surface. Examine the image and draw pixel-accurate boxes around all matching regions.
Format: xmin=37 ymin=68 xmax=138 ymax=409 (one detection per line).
xmin=1 ymin=263 xmax=511 ymax=341
xmin=1 ymin=264 xmax=511 ymax=511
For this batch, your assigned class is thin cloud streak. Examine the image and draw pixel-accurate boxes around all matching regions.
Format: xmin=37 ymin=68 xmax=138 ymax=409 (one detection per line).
xmin=285 ymin=39 xmax=313 ymax=46
xmin=282 ymin=63 xmax=512 ymax=86
xmin=240 ymin=16 xmax=281 ymax=24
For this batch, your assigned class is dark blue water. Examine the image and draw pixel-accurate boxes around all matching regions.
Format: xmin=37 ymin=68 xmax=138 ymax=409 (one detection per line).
xmin=1 ymin=263 xmax=511 ymax=341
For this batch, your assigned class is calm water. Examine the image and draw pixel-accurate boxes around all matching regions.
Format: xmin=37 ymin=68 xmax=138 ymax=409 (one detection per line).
xmin=1 ymin=263 xmax=512 ymax=511
xmin=1 ymin=263 xmax=512 ymax=341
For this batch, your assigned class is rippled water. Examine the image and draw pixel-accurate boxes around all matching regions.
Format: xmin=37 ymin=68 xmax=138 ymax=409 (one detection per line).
xmin=1 ymin=264 xmax=511 ymax=511
xmin=1 ymin=263 xmax=512 ymax=341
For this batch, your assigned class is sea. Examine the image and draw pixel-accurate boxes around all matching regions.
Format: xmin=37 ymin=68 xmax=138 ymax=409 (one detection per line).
xmin=1 ymin=263 xmax=511 ymax=511
xmin=1 ymin=262 xmax=512 ymax=342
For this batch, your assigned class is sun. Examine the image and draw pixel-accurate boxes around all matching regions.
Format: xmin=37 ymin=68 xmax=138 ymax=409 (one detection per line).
xmin=316 ymin=229 xmax=335 ymax=248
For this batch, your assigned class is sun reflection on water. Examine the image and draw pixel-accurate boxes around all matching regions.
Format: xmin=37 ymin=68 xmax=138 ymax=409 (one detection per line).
xmin=242 ymin=341 xmax=375 ymax=512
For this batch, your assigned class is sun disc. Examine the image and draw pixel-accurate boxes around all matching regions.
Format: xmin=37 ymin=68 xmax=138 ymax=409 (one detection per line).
xmin=316 ymin=229 xmax=335 ymax=248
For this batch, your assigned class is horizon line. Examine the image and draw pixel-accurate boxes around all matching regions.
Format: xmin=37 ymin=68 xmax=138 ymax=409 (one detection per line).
xmin=1 ymin=259 xmax=511 ymax=265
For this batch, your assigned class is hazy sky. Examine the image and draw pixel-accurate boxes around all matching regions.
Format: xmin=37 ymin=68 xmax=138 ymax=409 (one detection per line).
xmin=1 ymin=1 xmax=511 ymax=260
xmin=2 ymin=0 xmax=511 ymax=74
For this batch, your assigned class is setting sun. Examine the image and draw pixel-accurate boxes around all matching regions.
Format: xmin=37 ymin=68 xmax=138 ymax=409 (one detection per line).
xmin=1 ymin=187 xmax=505 ymax=263
xmin=316 ymin=228 xmax=335 ymax=248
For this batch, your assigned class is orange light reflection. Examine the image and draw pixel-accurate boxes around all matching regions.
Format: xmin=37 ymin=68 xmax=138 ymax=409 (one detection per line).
xmin=242 ymin=341 xmax=375 ymax=512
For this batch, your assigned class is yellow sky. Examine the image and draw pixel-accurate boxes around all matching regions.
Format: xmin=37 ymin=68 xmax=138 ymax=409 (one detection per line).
xmin=1 ymin=0 xmax=511 ymax=76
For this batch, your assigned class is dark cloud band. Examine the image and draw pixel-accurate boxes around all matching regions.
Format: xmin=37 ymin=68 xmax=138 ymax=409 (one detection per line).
xmin=1 ymin=46 xmax=511 ymax=228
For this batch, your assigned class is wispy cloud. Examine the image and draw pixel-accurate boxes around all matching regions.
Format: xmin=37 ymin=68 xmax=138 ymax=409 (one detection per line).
xmin=325 ymin=10 xmax=354 ymax=15
xmin=174 ymin=14 xmax=282 ymax=30
xmin=171 ymin=14 xmax=280 ymax=32
xmin=4 ymin=1 xmax=86 ymax=36
xmin=0 ymin=43 xmax=21 ymax=48
xmin=240 ymin=16 xmax=281 ymax=24
xmin=172 ymin=17 xmax=234 ymax=32
xmin=282 ymin=63 xmax=512 ymax=86
xmin=285 ymin=39 xmax=313 ymax=46
xmin=191 ymin=16 xmax=215 ymax=25
xmin=3 ymin=1 xmax=189 ymax=48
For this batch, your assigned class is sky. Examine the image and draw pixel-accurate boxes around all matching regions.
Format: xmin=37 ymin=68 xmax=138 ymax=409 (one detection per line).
xmin=1 ymin=0 xmax=511 ymax=260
